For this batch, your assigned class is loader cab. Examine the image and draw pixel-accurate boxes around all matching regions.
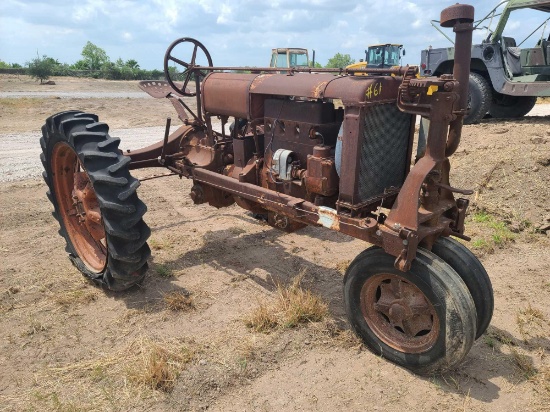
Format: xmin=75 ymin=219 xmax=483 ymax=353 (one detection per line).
xmin=270 ymin=48 xmax=310 ymax=68
xmin=366 ymin=44 xmax=404 ymax=68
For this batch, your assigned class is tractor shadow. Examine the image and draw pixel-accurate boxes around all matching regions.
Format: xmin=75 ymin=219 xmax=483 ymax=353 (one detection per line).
xmin=111 ymin=215 xmax=354 ymax=322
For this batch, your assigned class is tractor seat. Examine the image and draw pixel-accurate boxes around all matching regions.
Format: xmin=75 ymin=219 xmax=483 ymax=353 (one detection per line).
xmin=138 ymin=80 xmax=189 ymax=99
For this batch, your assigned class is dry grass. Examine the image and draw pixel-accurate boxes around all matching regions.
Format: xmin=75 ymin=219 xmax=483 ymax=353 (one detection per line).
xmin=335 ymin=260 xmax=351 ymax=276
xmin=163 ymin=290 xmax=195 ymax=311
xmin=6 ymin=336 xmax=195 ymax=410
xmin=313 ymin=318 xmax=363 ymax=349
xmin=149 ymin=237 xmax=173 ymax=251
xmin=510 ymin=347 xmax=538 ymax=378
xmin=53 ymin=289 xmax=98 ymax=307
xmin=531 ymin=365 xmax=550 ymax=405
xmin=245 ymin=274 xmax=328 ymax=332
xmin=127 ymin=337 xmax=193 ymax=392
xmin=516 ymin=304 xmax=547 ymax=341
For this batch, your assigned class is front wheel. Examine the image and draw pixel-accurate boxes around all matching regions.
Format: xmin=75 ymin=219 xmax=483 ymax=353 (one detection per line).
xmin=41 ymin=111 xmax=151 ymax=291
xmin=343 ymin=246 xmax=476 ymax=375
xmin=464 ymin=72 xmax=491 ymax=125
xmin=431 ymin=237 xmax=493 ymax=339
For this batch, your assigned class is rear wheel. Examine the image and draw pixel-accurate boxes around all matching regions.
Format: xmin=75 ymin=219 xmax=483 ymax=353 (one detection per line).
xmin=464 ymin=72 xmax=491 ymax=125
xmin=489 ymin=94 xmax=537 ymax=119
xmin=431 ymin=237 xmax=493 ymax=339
xmin=41 ymin=111 xmax=151 ymax=291
xmin=343 ymin=246 xmax=476 ymax=375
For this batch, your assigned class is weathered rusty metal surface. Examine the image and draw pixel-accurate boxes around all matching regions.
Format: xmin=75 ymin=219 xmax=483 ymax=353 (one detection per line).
xmin=126 ymin=125 xmax=195 ymax=169
xmin=440 ymin=3 xmax=474 ymax=27
xmin=127 ymin=3 xmax=476 ymax=274
xmin=324 ymin=75 xmax=402 ymax=104
xmin=445 ymin=5 xmax=475 ymax=156
xmin=248 ymin=73 xmax=403 ymax=105
xmin=305 ymin=152 xmax=338 ymax=196
xmin=202 ymin=73 xmax=261 ymax=119
xmin=360 ymin=273 xmax=440 ymax=353
xmin=138 ymin=80 xmax=186 ymax=98
xmin=51 ymin=143 xmax=107 ymax=272
xmin=250 ymin=73 xmax=336 ymax=99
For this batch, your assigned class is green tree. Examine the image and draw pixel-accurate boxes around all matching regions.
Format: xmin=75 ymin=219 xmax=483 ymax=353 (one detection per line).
xmin=325 ymin=53 xmax=355 ymax=68
xmin=27 ymin=53 xmax=55 ymax=83
xmin=71 ymin=60 xmax=89 ymax=70
xmin=81 ymin=41 xmax=110 ymax=70
xmin=125 ymin=59 xmax=139 ymax=70
xmin=0 ymin=60 xmax=10 ymax=69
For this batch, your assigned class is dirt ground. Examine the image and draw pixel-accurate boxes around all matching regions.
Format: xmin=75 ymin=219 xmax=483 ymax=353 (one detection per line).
xmin=1 ymin=75 xmax=549 ymax=412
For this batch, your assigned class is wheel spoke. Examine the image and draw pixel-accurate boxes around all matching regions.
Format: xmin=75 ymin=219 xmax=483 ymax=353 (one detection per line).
xmin=190 ymin=44 xmax=198 ymax=66
xmin=390 ymin=278 xmax=403 ymax=298
xmin=360 ymin=272 xmax=440 ymax=354
xmin=169 ymin=55 xmax=190 ymax=69
xmin=182 ymin=70 xmax=194 ymax=94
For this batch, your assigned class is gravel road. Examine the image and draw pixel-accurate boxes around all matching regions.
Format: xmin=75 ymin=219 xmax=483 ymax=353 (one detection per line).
xmin=0 ymin=91 xmax=148 ymax=99
xmin=1 ymin=104 xmax=547 ymax=183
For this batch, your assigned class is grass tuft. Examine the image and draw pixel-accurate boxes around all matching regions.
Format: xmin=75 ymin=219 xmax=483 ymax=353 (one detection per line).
xmin=469 ymin=210 xmax=516 ymax=253
xmin=46 ymin=336 xmax=194 ymax=396
xmin=156 ymin=264 xmax=173 ymax=278
xmin=511 ymin=347 xmax=538 ymax=378
xmin=54 ymin=289 xmax=98 ymax=307
xmin=245 ymin=274 xmax=328 ymax=332
xmin=516 ymin=304 xmax=547 ymax=341
xmin=163 ymin=291 xmax=195 ymax=311
xmin=127 ymin=338 xmax=193 ymax=392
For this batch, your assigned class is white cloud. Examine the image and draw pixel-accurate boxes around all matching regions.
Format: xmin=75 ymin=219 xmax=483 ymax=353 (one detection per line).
xmin=0 ymin=0 xmax=547 ymax=69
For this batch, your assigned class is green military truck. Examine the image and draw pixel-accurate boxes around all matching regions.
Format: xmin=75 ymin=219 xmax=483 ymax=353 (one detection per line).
xmin=421 ymin=0 xmax=550 ymax=124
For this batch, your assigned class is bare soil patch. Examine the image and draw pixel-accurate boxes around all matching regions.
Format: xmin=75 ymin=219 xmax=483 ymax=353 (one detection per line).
xmin=0 ymin=76 xmax=549 ymax=412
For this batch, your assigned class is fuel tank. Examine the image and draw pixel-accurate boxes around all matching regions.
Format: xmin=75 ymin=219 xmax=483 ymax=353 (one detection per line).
xmin=201 ymin=72 xmax=403 ymax=120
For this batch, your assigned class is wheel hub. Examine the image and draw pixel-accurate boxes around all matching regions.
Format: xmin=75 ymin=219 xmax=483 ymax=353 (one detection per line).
xmin=71 ymin=172 xmax=104 ymax=242
xmin=51 ymin=142 xmax=107 ymax=273
xmin=361 ymin=273 xmax=439 ymax=353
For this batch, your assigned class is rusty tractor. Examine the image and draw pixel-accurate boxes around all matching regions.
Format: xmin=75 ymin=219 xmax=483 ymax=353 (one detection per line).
xmin=40 ymin=4 xmax=493 ymax=374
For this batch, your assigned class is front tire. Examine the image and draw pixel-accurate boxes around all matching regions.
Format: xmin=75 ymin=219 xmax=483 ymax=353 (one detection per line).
xmin=343 ymin=246 xmax=476 ymax=375
xmin=41 ymin=111 xmax=151 ymax=291
xmin=431 ymin=237 xmax=493 ymax=339
xmin=464 ymin=72 xmax=491 ymax=125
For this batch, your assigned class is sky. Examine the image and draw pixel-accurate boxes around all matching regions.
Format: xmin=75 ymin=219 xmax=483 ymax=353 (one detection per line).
xmin=1 ymin=0 xmax=548 ymax=70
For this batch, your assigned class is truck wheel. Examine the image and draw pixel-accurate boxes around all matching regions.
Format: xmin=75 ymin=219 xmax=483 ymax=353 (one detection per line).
xmin=343 ymin=246 xmax=476 ymax=375
xmin=489 ymin=94 xmax=537 ymax=119
xmin=464 ymin=72 xmax=491 ymax=125
xmin=41 ymin=111 xmax=151 ymax=291
xmin=431 ymin=237 xmax=493 ymax=339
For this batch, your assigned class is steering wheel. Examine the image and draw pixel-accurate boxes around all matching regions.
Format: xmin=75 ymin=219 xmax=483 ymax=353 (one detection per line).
xmin=164 ymin=37 xmax=213 ymax=97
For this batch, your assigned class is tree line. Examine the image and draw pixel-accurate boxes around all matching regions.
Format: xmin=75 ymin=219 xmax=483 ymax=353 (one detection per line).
xmin=0 ymin=41 xmax=165 ymax=83
xmin=0 ymin=41 xmax=355 ymax=84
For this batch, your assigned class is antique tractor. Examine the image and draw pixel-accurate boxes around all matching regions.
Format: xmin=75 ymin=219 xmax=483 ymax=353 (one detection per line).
xmin=40 ymin=4 xmax=493 ymax=374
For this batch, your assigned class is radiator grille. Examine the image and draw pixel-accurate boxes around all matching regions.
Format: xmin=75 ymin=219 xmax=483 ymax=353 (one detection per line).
xmin=358 ymin=104 xmax=412 ymax=203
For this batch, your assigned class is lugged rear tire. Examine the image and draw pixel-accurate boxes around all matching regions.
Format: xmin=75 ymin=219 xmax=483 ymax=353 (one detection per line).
xmin=41 ymin=111 xmax=151 ymax=291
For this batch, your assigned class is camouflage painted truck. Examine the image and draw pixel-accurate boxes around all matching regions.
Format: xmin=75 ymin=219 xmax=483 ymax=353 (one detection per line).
xmin=421 ymin=0 xmax=550 ymax=124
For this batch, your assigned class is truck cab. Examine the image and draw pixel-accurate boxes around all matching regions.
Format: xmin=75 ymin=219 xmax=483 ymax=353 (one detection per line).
xmin=270 ymin=48 xmax=310 ymax=68
xmin=421 ymin=0 xmax=550 ymax=123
